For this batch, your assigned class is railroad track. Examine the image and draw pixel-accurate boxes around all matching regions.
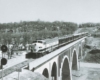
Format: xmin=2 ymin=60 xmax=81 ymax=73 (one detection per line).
xmin=0 ymin=59 xmax=34 ymax=79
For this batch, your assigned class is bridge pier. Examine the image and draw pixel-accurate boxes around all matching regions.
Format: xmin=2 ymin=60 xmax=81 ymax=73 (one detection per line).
xmin=49 ymin=63 xmax=52 ymax=80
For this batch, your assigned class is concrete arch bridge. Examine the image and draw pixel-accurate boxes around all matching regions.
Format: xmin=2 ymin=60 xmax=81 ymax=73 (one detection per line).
xmin=28 ymin=36 xmax=86 ymax=80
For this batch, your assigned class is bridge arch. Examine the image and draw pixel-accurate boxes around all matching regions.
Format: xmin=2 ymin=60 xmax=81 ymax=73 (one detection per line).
xmin=51 ymin=62 xmax=57 ymax=80
xmin=61 ymin=56 xmax=71 ymax=80
xmin=72 ymin=49 xmax=78 ymax=70
xmin=42 ymin=68 xmax=49 ymax=78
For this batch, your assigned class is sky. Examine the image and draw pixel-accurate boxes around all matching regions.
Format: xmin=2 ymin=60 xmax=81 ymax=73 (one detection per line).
xmin=0 ymin=0 xmax=100 ymax=24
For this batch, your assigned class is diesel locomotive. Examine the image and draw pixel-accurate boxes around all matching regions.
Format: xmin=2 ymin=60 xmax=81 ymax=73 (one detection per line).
xmin=26 ymin=32 xmax=88 ymax=59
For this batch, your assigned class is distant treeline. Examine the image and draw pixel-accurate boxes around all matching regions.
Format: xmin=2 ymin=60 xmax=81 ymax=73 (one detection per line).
xmin=79 ymin=23 xmax=100 ymax=28
xmin=0 ymin=21 xmax=78 ymax=45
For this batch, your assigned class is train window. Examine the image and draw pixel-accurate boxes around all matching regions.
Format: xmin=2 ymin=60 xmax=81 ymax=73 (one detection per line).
xmin=33 ymin=41 xmax=37 ymax=43
xmin=38 ymin=41 xmax=43 ymax=43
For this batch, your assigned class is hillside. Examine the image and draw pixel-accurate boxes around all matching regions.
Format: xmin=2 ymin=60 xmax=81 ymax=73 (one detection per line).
xmin=74 ymin=27 xmax=100 ymax=47
xmin=0 ymin=21 xmax=78 ymax=45
xmin=74 ymin=27 xmax=98 ymax=34
xmin=75 ymin=27 xmax=100 ymax=63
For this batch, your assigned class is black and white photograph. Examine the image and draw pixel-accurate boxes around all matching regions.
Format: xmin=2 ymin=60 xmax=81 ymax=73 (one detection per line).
xmin=0 ymin=0 xmax=100 ymax=80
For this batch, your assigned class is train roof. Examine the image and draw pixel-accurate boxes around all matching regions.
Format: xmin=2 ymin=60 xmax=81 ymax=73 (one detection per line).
xmin=58 ymin=34 xmax=73 ymax=39
xmin=33 ymin=37 xmax=58 ymax=44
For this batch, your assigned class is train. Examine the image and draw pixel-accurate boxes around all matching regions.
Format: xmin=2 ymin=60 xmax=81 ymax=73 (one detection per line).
xmin=26 ymin=32 xmax=88 ymax=59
